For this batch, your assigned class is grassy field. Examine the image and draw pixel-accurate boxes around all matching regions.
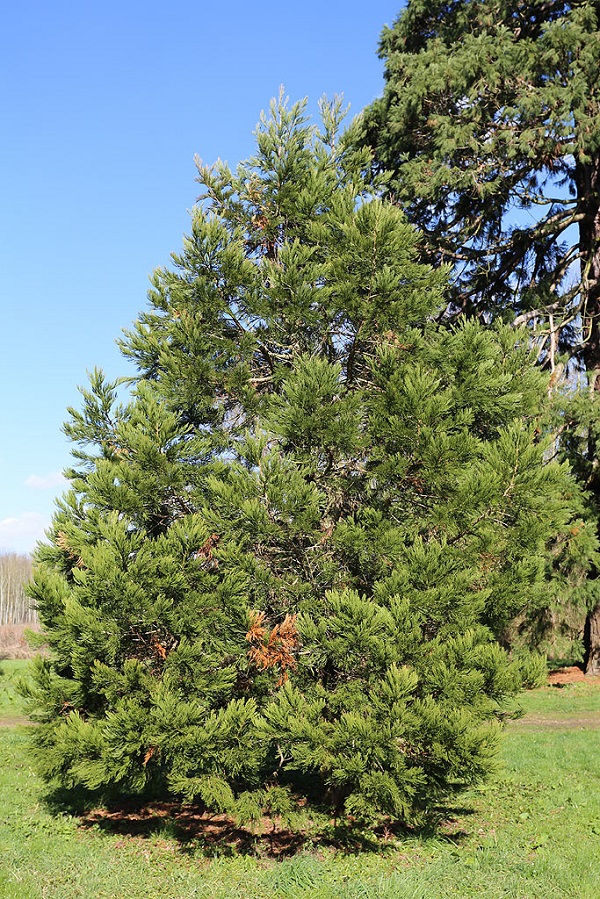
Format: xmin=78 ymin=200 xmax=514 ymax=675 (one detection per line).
xmin=1 ymin=660 xmax=599 ymax=898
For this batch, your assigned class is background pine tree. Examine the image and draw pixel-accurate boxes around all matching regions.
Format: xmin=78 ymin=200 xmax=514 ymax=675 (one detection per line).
xmin=355 ymin=0 xmax=600 ymax=672
xmin=357 ymin=0 xmax=600 ymax=335
xmin=25 ymin=96 xmax=591 ymax=826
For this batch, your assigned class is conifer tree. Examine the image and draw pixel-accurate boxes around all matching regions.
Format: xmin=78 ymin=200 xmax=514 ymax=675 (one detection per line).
xmin=26 ymin=96 xmax=589 ymax=826
xmin=356 ymin=0 xmax=600 ymax=673
xmin=358 ymin=0 xmax=600 ymax=340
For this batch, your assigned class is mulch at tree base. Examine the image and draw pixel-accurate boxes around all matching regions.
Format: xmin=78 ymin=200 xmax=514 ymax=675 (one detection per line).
xmin=547 ymin=666 xmax=600 ymax=686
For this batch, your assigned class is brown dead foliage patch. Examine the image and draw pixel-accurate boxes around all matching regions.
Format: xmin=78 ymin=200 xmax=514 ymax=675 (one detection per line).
xmin=246 ymin=611 xmax=299 ymax=686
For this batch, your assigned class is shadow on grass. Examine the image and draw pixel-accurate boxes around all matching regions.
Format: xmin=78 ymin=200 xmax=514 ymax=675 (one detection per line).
xmin=40 ymin=786 xmax=474 ymax=858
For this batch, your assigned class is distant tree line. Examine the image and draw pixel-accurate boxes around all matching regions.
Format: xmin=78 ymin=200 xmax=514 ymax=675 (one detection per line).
xmin=0 ymin=552 xmax=35 ymax=625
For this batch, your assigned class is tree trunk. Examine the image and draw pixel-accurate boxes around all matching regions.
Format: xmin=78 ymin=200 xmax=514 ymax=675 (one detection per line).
xmin=579 ymin=154 xmax=600 ymax=676
xmin=584 ymin=604 xmax=600 ymax=676
xmin=579 ymin=154 xmax=600 ymax=380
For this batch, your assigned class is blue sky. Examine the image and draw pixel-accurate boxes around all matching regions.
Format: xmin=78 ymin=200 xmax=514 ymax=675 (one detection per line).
xmin=0 ymin=0 xmax=401 ymax=554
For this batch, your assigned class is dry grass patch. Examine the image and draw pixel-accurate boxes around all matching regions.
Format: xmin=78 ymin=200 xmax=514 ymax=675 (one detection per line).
xmin=0 ymin=623 xmax=42 ymax=660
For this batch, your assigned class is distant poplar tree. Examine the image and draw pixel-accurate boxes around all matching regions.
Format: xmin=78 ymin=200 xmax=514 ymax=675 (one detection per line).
xmin=0 ymin=552 xmax=33 ymax=625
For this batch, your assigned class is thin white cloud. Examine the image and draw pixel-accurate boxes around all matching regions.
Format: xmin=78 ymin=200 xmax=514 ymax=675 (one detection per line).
xmin=0 ymin=513 xmax=48 ymax=554
xmin=25 ymin=471 xmax=67 ymax=490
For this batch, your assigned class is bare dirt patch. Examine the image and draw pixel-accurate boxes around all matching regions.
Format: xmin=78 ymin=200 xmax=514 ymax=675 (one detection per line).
xmin=513 ymin=714 xmax=600 ymax=729
xmin=546 ymin=665 xmax=598 ymax=686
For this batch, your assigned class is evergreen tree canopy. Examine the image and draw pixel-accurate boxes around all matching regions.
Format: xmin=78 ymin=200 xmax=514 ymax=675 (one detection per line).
xmin=358 ymin=0 xmax=600 ymax=369
xmin=356 ymin=0 xmax=600 ymax=675
xmin=26 ymin=97 xmax=588 ymax=826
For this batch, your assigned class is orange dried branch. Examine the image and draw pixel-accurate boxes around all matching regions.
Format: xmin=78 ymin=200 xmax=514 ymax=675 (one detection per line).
xmin=56 ymin=531 xmax=85 ymax=569
xmin=246 ymin=610 xmax=267 ymax=644
xmin=55 ymin=531 xmax=69 ymax=552
xmin=246 ymin=612 xmax=299 ymax=685
xmin=193 ymin=533 xmax=220 ymax=569
xmin=143 ymin=746 xmax=158 ymax=767
xmin=150 ymin=633 xmax=170 ymax=661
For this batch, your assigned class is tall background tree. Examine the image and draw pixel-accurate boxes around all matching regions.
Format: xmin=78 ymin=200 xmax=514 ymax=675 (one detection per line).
xmin=25 ymin=97 xmax=588 ymax=826
xmin=356 ymin=0 xmax=600 ymax=673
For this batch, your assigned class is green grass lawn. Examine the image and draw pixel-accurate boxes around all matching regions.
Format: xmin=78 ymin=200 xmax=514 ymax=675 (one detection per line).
xmin=1 ymin=660 xmax=599 ymax=899
xmin=517 ymin=678 xmax=600 ymax=717
xmin=0 ymin=659 xmax=32 ymax=721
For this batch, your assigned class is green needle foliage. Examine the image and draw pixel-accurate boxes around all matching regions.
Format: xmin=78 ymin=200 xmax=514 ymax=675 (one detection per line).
xmin=25 ymin=95 xmax=591 ymax=827
xmin=357 ymin=0 xmax=600 ymax=357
